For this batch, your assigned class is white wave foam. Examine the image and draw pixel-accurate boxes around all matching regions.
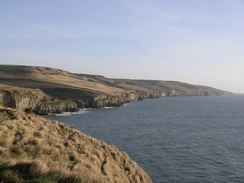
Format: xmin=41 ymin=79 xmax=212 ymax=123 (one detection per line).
xmin=104 ymin=106 xmax=115 ymax=109
xmin=53 ymin=112 xmax=72 ymax=116
xmin=50 ymin=109 xmax=91 ymax=116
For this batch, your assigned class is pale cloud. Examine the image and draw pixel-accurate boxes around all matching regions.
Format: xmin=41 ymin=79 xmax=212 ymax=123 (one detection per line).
xmin=126 ymin=51 xmax=175 ymax=69
xmin=0 ymin=13 xmax=75 ymax=38
xmin=0 ymin=13 xmax=55 ymax=31
xmin=99 ymin=43 xmax=175 ymax=69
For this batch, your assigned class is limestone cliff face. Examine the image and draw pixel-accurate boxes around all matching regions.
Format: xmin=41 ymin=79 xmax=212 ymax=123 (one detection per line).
xmin=35 ymin=101 xmax=78 ymax=115
xmin=0 ymin=89 xmax=45 ymax=111
xmin=85 ymin=91 xmax=162 ymax=108
xmin=167 ymin=89 xmax=226 ymax=96
xmin=89 ymin=94 xmax=137 ymax=108
xmin=0 ymin=87 xmax=163 ymax=112
xmin=0 ymin=108 xmax=153 ymax=183
xmin=0 ymin=86 xmax=80 ymax=115
xmin=13 ymin=91 xmax=46 ymax=111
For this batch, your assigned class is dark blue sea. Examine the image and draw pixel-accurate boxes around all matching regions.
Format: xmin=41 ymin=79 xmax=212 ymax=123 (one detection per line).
xmin=44 ymin=94 xmax=244 ymax=183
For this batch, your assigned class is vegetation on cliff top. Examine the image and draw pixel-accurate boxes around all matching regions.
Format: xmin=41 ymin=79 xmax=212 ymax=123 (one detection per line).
xmin=0 ymin=65 xmax=232 ymax=100
xmin=0 ymin=108 xmax=153 ymax=183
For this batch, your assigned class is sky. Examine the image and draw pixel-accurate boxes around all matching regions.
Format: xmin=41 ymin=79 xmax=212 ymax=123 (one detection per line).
xmin=0 ymin=0 xmax=244 ymax=93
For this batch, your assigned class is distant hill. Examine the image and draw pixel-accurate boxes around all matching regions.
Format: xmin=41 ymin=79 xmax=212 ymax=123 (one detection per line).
xmin=0 ymin=65 xmax=232 ymax=114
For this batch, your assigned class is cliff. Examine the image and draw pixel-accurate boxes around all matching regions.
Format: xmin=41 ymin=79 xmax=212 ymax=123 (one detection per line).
xmin=0 ymin=84 xmax=79 ymax=114
xmin=0 ymin=65 xmax=232 ymax=114
xmin=0 ymin=107 xmax=153 ymax=183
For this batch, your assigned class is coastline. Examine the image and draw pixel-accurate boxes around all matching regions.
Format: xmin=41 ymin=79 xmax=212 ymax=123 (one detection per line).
xmin=0 ymin=65 xmax=232 ymax=115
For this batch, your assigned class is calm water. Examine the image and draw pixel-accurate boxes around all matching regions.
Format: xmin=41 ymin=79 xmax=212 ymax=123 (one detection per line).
xmin=44 ymin=95 xmax=244 ymax=183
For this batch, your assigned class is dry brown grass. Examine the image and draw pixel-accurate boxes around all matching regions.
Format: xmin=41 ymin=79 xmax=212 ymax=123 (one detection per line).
xmin=0 ymin=108 xmax=153 ymax=183
xmin=0 ymin=84 xmax=42 ymax=96
xmin=0 ymin=65 xmax=125 ymax=95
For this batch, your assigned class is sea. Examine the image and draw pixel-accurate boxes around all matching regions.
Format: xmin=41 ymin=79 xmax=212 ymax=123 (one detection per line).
xmin=44 ymin=94 xmax=244 ymax=183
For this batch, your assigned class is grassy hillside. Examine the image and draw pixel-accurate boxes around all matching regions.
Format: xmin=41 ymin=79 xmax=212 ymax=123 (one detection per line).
xmin=0 ymin=108 xmax=152 ymax=183
xmin=0 ymin=65 xmax=231 ymax=101
xmin=0 ymin=65 xmax=126 ymax=97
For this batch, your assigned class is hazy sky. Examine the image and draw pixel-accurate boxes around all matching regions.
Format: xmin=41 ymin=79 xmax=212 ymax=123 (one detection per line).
xmin=1 ymin=0 xmax=244 ymax=93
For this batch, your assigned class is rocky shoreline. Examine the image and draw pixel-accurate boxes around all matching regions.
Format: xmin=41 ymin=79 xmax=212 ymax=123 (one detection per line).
xmin=0 ymin=87 xmax=160 ymax=115
xmin=0 ymin=86 xmax=231 ymax=115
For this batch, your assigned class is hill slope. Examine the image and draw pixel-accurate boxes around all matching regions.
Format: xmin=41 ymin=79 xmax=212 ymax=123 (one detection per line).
xmin=0 ymin=107 xmax=153 ymax=183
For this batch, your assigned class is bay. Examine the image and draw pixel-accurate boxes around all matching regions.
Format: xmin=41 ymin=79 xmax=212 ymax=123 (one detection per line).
xmin=44 ymin=94 xmax=244 ymax=183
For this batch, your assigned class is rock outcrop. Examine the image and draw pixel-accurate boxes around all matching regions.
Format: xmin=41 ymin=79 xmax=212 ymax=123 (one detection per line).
xmin=35 ymin=100 xmax=79 ymax=114
xmin=0 ymin=85 xmax=80 ymax=114
xmin=0 ymin=108 xmax=153 ymax=183
xmin=0 ymin=87 xmax=45 ymax=111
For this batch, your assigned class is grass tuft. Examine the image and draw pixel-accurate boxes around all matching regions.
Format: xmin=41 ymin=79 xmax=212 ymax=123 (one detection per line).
xmin=0 ymin=110 xmax=17 ymax=122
